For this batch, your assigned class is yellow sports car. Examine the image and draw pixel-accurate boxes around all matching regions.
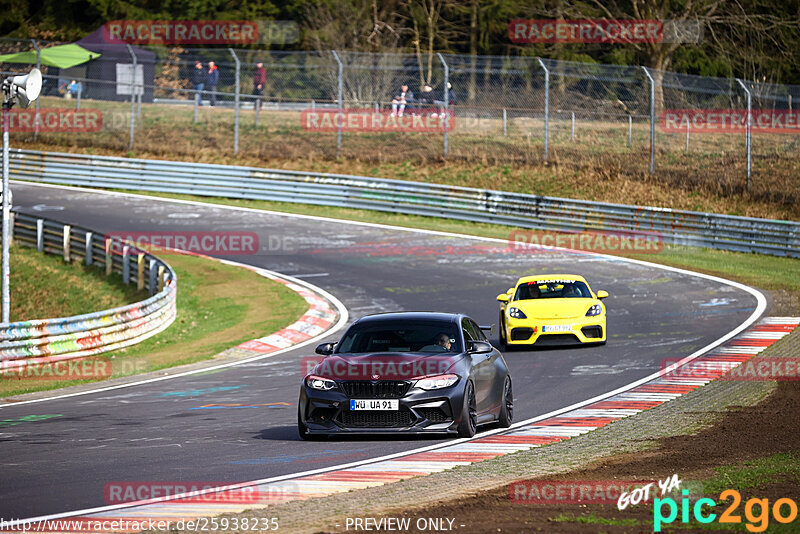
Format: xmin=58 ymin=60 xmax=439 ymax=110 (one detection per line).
xmin=496 ymin=274 xmax=608 ymax=347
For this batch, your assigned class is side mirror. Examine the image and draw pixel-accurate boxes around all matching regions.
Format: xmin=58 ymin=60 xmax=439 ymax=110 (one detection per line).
xmin=315 ymin=342 xmax=336 ymax=355
xmin=496 ymin=293 xmax=509 ymax=302
xmin=596 ymin=290 xmax=609 ymax=299
xmin=468 ymin=340 xmax=493 ymax=354
xmin=479 ymin=324 xmax=497 ymax=337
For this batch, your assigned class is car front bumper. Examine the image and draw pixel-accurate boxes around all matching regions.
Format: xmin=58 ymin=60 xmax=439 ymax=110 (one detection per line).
xmin=504 ymin=315 xmax=606 ymax=345
xmin=299 ymin=382 xmax=466 ymax=435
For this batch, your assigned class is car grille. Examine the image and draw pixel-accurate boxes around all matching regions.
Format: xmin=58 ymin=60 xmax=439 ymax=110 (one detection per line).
xmin=340 ymin=410 xmax=414 ymax=427
xmin=510 ymin=327 xmax=534 ymax=341
xmin=416 ymin=407 xmax=450 ymax=423
xmin=581 ymin=326 xmax=603 ymax=339
xmin=340 ymin=381 xmax=410 ymax=398
xmin=534 ymin=333 xmax=581 ymax=345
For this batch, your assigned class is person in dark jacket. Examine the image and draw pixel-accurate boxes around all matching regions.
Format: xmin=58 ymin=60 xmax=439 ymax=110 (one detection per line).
xmin=191 ymin=61 xmax=205 ymax=105
xmin=253 ymin=62 xmax=266 ymax=111
xmin=206 ymin=61 xmax=219 ymax=107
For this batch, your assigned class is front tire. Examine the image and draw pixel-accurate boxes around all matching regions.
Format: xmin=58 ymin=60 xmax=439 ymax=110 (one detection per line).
xmin=499 ymin=312 xmax=509 ymax=350
xmin=498 ymin=376 xmax=513 ymax=427
xmin=298 ymin=406 xmax=326 ymax=441
xmin=457 ymin=381 xmax=478 ymax=438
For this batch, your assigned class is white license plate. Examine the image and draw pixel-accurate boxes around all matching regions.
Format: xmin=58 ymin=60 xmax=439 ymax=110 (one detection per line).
xmin=350 ymin=399 xmax=399 ymax=411
xmin=542 ymin=324 xmax=572 ymax=333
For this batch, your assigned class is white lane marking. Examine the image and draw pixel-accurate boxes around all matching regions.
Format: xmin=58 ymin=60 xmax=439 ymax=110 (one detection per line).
xmin=5 ymin=180 xmax=768 ymax=527
xmin=292 ymin=273 xmax=330 ymax=278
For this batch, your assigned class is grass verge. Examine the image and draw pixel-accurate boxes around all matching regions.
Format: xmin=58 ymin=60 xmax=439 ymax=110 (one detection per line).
xmin=11 ymin=243 xmax=144 ymax=321
xmin=0 ymin=250 xmax=307 ymax=398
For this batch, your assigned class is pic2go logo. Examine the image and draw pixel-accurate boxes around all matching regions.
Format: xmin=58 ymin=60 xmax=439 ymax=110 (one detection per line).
xmin=654 ymin=489 xmax=798 ymax=532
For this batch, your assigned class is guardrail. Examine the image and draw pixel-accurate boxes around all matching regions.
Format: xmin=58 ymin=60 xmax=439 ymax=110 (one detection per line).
xmin=1 ymin=212 xmax=177 ymax=370
xmin=6 ymin=149 xmax=799 ymax=258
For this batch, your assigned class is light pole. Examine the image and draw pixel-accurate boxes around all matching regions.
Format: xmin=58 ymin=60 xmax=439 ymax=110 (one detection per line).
xmin=1 ymin=68 xmax=42 ymax=323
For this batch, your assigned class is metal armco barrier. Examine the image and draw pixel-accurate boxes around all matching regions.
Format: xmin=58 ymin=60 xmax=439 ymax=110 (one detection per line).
xmin=6 ymin=149 xmax=800 ymax=258
xmin=0 ymin=212 xmax=177 ymax=369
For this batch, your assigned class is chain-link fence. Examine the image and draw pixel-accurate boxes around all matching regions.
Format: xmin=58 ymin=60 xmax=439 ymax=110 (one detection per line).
xmin=2 ymin=38 xmax=799 ymax=201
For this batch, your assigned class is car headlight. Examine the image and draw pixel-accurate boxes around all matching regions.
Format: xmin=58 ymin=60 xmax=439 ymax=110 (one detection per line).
xmin=306 ymin=375 xmax=336 ymax=391
xmin=586 ymin=304 xmax=603 ymax=317
xmin=508 ymin=307 xmax=527 ymax=319
xmin=415 ymin=374 xmax=459 ymax=390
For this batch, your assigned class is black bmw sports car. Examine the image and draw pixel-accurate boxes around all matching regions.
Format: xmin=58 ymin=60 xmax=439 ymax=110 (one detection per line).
xmin=298 ymin=312 xmax=513 ymax=439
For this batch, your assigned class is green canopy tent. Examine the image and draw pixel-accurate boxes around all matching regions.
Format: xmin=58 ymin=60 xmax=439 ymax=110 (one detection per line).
xmin=0 ymin=44 xmax=100 ymax=69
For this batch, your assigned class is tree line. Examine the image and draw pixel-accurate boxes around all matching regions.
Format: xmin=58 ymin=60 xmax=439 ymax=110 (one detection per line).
xmin=4 ymin=0 xmax=800 ymax=85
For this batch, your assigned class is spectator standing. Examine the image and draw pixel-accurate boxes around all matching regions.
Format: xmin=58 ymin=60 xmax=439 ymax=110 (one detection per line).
xmin=253 ymin=62 xmax=266 ymax=111
xmin=206 ymin=61 xmax=219 ymax=107
xmin=191 ymin=61 xmax=205 ymax=106
xmin=67 ymin=80 xmax=80 ymax=99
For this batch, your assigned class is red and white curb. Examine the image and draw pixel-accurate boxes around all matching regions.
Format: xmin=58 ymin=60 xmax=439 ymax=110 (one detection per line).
xmin=219 ymin=262 xmax=340 ymax=357
xmin=22 ymin=316 xmax=794 ymax=531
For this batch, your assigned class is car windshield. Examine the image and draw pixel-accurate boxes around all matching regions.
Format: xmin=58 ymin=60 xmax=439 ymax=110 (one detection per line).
xmin=335 ymin=320 xmax=462 ymax=354
xmin=514 ymin=279 xmax=591 ymax=300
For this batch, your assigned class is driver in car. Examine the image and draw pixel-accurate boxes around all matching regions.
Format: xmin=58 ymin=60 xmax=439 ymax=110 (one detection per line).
xmin=421 ymin=333 xmax=453 ymax=352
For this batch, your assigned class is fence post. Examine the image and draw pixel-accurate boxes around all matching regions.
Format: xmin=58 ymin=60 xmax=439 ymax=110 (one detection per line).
xmin=193 ymin=87 xmax=200 ymax=123
xmin=36 ymin=219 xmax=44 ymax=252
xmin=122 ymin=245 xmax=130 ymax=284
xmin=438 ymin=53 xmax=449 ymax=157
xmin=63 ymin=225 xmax=71 ymax=262
xmin=85 ymin=231 xmax=93 ymax=265
xmin=254 ymin=94 xmax=260 ymax=127
xmin=331 ymin=51 xmax=343 ymax=157
xmin=736 ymin=79 xmax=752 ymax=191
xmin=137 ymin=253 xmax=145 ymax=291
xmin=503 ymin=109 xmax=507 ymax=137
xmin=685 ymin=120 xmax=690 ymax=154
xmin=31 ymin=39 xmax=41 ymax=141
xmin=571 ymin=111 xmax=575 ymax=141
xmin=105 ymin=238 xmax=113 ymax=275
xmin=76 ymin=83 xmax=82 ymax=110
xmin=628 ymin=115 xmax=632 ymax=148
xmin=126 ymin=44 xmax=137 ymax=151
xmin=641 ymin=66 xmax=655 ymax=174
xmin=149 ymin=259 xmax=157 ymax=296
xmin=536 ymin=58 xmax=549 ymax=161
xmin=229 ymin=48 xmax=241 ymax=155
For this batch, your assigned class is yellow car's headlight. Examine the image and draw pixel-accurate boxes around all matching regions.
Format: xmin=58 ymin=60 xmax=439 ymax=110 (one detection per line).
xmin=508 ymin=307 xmax=527 ymax=319
xmin=586 ymin=304 xmax=603 ymax=317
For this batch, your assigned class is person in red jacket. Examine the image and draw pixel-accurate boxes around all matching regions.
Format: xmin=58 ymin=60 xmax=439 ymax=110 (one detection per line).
xmin=253 ymin=62 xmax=266 ymax=111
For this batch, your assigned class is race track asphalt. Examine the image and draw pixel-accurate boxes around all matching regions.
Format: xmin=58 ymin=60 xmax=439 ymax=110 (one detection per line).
xmin=1 ymin=184 xmax=762 ymax=518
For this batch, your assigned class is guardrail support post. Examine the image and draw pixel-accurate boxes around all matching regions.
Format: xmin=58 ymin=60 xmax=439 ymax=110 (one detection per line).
xmin=158 ymin=265 xmax=166 ymax=292
xmin=641 ymin=66 xmax=656 ymax=174
xmin=105 ymin=238 xmax=113 ymax=276
xmin=126 ymin=45 xmax=137 ymax=151
xmin=536 ymin=58 xmax=549 ymax=162
xmin=63 ymin=225 xmax=71 ymax=262
xmin=229 ymin=48 xmax=241 ymax=155
xmin=736 ymin=78 xmax=752 ymax=191
xmin=438 ymin=53 xmax=449 ymax=157
xmin=137 ymin=253 xmax=145 ymax=291
xmin=331 ymin=51 xmax=343 ymax=157
xmin=36 ymin=219 xmax=44 ymax=252
xmin=149 ymin=259 xmax=157 ymax=296
xmin=122 ymin=245 xmax=130 ymax=284
xmin=85 ymin=232 xmax=93 ymax=265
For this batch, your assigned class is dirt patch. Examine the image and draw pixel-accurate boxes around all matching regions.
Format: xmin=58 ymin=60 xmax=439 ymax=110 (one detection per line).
xmin=343 ymin=381 xmax=800 ymax=533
